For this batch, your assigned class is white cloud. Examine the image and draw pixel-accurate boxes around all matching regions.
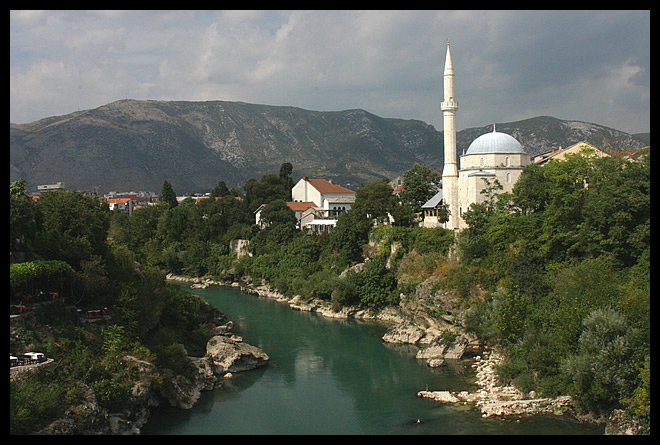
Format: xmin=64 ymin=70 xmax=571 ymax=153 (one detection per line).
xmin=9 ymin=10 xmax=650 ymax=134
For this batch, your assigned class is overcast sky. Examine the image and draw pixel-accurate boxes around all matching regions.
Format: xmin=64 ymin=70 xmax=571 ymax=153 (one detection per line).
xmin=10 ymin=10 xmax=650 ymax=134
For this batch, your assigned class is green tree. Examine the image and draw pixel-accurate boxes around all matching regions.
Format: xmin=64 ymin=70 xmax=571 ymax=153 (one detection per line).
xmin=534 ymin=154 xmax=591 ymax=264
xmin=538 ymin=256 xmax=624 ymax=358
xmin=512 ymin=163 xmax=551 ymax=214
xmin=259 ymin=199 xmax=296 ymax=228
xmin=10 ymin=179 xmax=38 ymax=256
xmin=572 ymin=154 xmax=649 ymax=267
xmin=354 ymin=255 xmax=398 ymax=309
xmin=160 ymin=180 xmax=178 ymax=208
xmin=279 ymin=162 xmax=294 ymax=200
xmin=456 ymin=201 xmax=492 ymax=264
xmin=33 ymin=190 xmax=110 ymax=269
xmin=210 ymin=180 xmax=230 ymax=198
xmin=561 ymin=308 xmax=645 ymax=415
xmin=244 ymin=174 xmax=289 ymax=212
xmin=328 ymin=209 xmax=371 ymax=267
xmin=249 ymin=222 xmax=301 ymax=257
xmin=622 ymin=355 xmax=650 ymax=432
xmin=351 ymin=179 xmax=396 ymax=225
xmin=390 ymin=200 xmax=416 ymax=227
xmin=400 ymin=163 xmax=441 ymax=213
xmin=493 ymin=286 xmax=529 ymax=344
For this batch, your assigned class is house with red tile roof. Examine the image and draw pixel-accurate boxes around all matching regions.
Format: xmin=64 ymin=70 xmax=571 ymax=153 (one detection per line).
xmin=254 ymin=201 xmax=318 ymax=229
xmin=286 ymin=201 xmax=318 ymax=217
xmin=292 ymin=177 xmax=355 ymax=215
xmin=287 ymin=177 xmax=357 ymax=233
xmin=254 ymin=177 xmax=357 ymax=232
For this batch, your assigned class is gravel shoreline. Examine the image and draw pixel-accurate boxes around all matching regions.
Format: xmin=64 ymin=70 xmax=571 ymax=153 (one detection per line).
xmin=418 ymin=349 xmax=575 ymax=419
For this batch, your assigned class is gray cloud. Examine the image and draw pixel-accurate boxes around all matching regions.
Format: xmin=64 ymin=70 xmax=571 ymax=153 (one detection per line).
xmin=10 ymin=10 xmax=649 ymax=134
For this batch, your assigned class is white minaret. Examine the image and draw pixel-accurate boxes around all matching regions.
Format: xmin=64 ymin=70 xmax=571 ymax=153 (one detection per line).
xmin=441 ymin=39 xmax=460 ymax=230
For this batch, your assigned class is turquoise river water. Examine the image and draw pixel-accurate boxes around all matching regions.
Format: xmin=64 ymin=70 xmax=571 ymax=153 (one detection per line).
xmin=142 ymin=285 xmax=604 ymax=435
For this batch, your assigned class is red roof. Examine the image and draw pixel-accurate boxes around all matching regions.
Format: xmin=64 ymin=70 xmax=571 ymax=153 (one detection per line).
xmin=305 ymin=178 xmax=354 ymax=194
xmin=107 ymin=197 xmax=132 ymax=204
xmin=287 ymin=201 xmax=317 ymax=211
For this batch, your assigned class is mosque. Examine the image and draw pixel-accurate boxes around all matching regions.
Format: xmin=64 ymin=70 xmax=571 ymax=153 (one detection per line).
xmin=422 ymin=40 xmax=531 ymax=230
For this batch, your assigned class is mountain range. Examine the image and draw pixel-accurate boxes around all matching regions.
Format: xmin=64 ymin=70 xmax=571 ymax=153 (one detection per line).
xmin=10 ymin=99 xmax=649 ymax=194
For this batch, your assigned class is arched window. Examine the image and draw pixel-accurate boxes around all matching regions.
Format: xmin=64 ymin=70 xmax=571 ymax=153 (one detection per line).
xmin=506 ymin=172 xmax=512 ymax=183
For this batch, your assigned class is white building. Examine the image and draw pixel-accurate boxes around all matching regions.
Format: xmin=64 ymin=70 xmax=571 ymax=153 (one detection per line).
xmin=291 ymin=177 xmax=355 ymax=232
xmin=455 ymin=128 xmax=531 ymax=227
xmin=436 ymin=40 xmax=531 ymax=230
xmin=36 ymin=182 xmax=65 ymax=192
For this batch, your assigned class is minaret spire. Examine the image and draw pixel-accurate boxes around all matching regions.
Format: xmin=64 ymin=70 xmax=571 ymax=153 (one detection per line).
xmin=441 ymin=38 xmax=460 ymax=230
xmin=444 ymin=39 xmax=454 ymax=74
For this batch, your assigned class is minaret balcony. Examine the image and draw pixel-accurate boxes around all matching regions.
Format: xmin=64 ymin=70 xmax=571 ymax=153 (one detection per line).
xmin=441 ymin=100 xmax=458 ymax=111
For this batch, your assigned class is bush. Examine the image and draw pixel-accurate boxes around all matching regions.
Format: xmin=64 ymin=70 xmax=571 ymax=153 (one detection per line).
xmin=10 ymin=377 xmax=71 ymax=434
xmin=463 ymin=295 xmax=498 ymax=345
xmin=622 ymin=355 xmax=650 ymax=432
xmin=561 ymin=308 xmax=646 ymax=415
xmin=154 ymin=343 xmax=197 ymax=382
xmin=353 ymin=256 xmax=399 ymax=309
xmin=411 ymin=227 xmax=454 ymax=255
xmin=91 ymin=376 xmax=132 ymax=412
xmin=330 ymin=271 xmax=362 ymax=310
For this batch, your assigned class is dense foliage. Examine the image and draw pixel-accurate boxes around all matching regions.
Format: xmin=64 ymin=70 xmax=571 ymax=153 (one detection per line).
xmin=10 ymin=149 xmax=650 ymax=432
xmin=459 ymin=150 xmax=649 ymax=427
xmin=9 ymin=183 xmax=217 ymax=434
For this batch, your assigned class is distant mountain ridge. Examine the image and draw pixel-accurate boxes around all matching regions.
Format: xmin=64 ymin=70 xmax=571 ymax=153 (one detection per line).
xmin=10 ymin=99 xmax=649 ymax=194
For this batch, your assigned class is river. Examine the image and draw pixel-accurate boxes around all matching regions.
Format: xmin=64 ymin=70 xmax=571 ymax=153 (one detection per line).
xmin=142 ymin=285 xmax=604 ymax=435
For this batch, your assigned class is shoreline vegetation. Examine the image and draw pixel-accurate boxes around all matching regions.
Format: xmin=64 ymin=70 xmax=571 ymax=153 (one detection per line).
xmin=166 ymin=274 xmax=603 ymax=427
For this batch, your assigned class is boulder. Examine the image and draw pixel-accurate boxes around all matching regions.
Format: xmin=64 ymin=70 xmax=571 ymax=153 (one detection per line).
xmin=444 ymin=335 xmax=469 ymax=359
xmin=206 ymin=335 xmax=269 ymax=374
xmin=417 ymin=390 xmax=460 ymax=403
xmin=382 ymin=323 xmax=425 ymax=344
xmin=190 ymin=356 xmax=218 ymax=391
xmin=415 ymin=344 xmax=447 ymax=360
xmin=427 ymin=358 xmax=445 ymax=368
xmin=159 ymin=369 xmax=201 ymax=410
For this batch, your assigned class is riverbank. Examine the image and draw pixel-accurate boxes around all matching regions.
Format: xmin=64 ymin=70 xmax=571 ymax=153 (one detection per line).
xmin=418 ymin=349 xmax=576 ymax=418
xmin=167 ymin=273 xmax=406 ymax=324
xmin=167 ymin=275 xmax=636 ymax=434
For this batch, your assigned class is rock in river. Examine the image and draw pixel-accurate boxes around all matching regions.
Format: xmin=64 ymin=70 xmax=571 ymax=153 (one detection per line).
xmin=382 ymin=323 xmax=425 ymax=344
xmin=206 ymin=335 xmax=270 ymax=375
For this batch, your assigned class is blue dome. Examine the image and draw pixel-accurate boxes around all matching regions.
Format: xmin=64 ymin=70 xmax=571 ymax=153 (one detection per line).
xmin=466 ymin=131 xmax=525 ymax=155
